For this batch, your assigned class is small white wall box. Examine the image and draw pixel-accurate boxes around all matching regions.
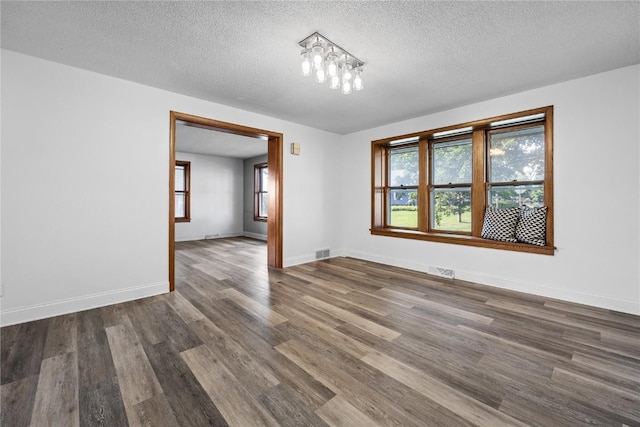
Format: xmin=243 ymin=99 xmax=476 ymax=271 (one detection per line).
xmin=291 ymin=143 xmax=300 ymax=155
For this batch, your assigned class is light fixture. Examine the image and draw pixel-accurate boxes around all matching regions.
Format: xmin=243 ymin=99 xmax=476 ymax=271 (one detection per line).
xmin=300 ymin=48 xmax=312 ymax=77
xmin=341 ymin=63 xmax=353 ymax=95
xmin=311 ymin=38 xmax=324 ymax=72
xmin=329 ymin=75 xmax=340 ymax=90
xmin=326 ymin=48 xmax=339 ymax=78
xmin=354 ymin=68 xmax=364 ymax=91
xmin=299 ymin=32 xmax=365 ymax=95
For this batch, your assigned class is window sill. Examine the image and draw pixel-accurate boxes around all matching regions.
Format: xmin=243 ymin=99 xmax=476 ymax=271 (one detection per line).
xmin=370 ymin=227 xmax=555 ymax=255
xmin=175 ymin=218 xmax=191 ymax=223
xmin=254 ymin=217 xmax=267 ymax=222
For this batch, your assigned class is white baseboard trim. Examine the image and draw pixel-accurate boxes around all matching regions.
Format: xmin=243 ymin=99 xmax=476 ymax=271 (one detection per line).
xmin=284 ymin=248 xmax=346 ymax=268
xmin=242 ymin=232 xmax=267 ymax=241
xmin=345 ymin=249 xmax=639 ymax=315
xmin=176 ymin=232 xmax=243 ymax=242
xmin=283 ymin=254 xmax=317 ymax=267
xmin=0 ymin=281 xmax=169 ymax=326
xmin=456 ymin=270 xmax=639 ymax=315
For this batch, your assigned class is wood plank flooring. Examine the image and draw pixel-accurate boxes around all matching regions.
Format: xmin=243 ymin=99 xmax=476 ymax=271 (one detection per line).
xmin=2 ymin=237 xmax=639 ymax=426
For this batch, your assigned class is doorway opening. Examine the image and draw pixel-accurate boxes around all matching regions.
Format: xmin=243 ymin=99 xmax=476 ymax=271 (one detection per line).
xmin=169 ymin=111 xmax=283 ymax=291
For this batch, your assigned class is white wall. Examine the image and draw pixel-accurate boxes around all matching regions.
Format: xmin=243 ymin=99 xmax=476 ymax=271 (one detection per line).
xmin=1 ymin=49 xmax=637 ymax=326
xmin=0 ymin=50 xmax=344 ymax=325
xmin=174 ymin=152 xmax=243 ymax=242
xmin=243 ymin=154 xmax=268 ymax=239
xmin=340 ymin=65 xmax=640 ymax=315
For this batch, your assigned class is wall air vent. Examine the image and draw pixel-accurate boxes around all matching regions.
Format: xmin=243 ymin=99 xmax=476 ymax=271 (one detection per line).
xmin=428 ymin=266 xmax=455 ymax=279
xmin=315 ymin=249 xmax=330 ymax=259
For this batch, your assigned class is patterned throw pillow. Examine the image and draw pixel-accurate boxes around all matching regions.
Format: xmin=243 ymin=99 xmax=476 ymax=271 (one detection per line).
xmin=481 ymin=206 xmax=520 ymax=242
xmin=516 ymin=206 xmax=547 ymax=246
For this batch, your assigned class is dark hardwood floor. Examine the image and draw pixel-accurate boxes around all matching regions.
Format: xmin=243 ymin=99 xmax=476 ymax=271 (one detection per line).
xmin=2 ymin=237 xmax=639 ymax=426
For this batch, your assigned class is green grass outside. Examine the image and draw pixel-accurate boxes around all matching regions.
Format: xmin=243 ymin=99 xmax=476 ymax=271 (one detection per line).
xmin=389 ymin=208 xmax=471 ymax=232
xmin=389 ymin=210 xmax=418 ymax=228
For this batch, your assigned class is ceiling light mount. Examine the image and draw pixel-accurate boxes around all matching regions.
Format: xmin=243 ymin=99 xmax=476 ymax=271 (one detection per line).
xmin=298 ymin=32 xmax=365 ymax=95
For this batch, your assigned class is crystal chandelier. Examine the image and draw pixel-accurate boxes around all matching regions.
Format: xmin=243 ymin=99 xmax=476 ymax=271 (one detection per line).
xmin=299 ymin=32 xmax=364 ymax=95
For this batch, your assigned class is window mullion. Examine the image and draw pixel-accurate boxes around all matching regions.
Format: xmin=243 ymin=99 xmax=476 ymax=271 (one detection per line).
xmin=370 ymin=145 xmax=388 ymax=228
xmin=544 ymin=108 xmax=554 ymax=247
xmin=471 ymin=129 xmax=485 ymax=237
xmin=381 ymin=146 xmax=389 ymax=228
xmin=418 ymin=138 xmax=428 ymax=232
xmin=426 ymin=139 xmax=433 ymax=232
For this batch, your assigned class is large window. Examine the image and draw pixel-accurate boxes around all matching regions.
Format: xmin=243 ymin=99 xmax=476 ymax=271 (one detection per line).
xmin=371 ymin=106 xmax=554 ymax=254
xmin=254 ymin=163 xmax=268 ymax=221
xmin=388 ymin=145 xmax=419 ymax=228
xmin=488 ymin=125 xmax=545 ymax=209
xmin=175 ymin=160 xmax=191 ymax=222
xmin=431 ymin=136 xmax=473 ymax=233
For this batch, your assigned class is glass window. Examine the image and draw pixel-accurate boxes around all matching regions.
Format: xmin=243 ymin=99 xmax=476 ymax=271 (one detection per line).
xmin=254 ymin=163 xmax=268 ymax=220
xmin=175 ymin=194 xmax=186 ymax=218
xmin=432 ymin=138 xmax=472 ymax=185
xmin=489 ymin=125 xmax=545 ymax=210
xmin=489 ymin=125 xmax=545 ymax=182
xmin=389 ymin=146 xmax=419 ymax=186
xmin=387 ymin=145 xmax=419 ymax=229
xmin=388 ymin=189 xmax=418 ymax=228
xmin=370 ymin=106 xmax=553 ymax=254
xmin=431 ymin=188 xmax=472 ymax=232
xmin=175 ymin=161 xmax=190 ymax=222
xmin=488 ymin=184 xmax=544 ymax=209
xmin=430 ymin=137 xmax=473 ymax=233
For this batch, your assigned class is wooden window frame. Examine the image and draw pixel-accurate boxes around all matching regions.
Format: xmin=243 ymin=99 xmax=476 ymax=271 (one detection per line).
xmin=371 ymin=106 xmax=554 ymax=255
xmin=386 ymin=144 xmax=420 ymax=229
xmin=428 ymin=135 xmax=474 ymax=235
xmin=175 ymin=160 xmax=191 ymax=223
xmin=254 ymin=162 xmax=268 ymax=222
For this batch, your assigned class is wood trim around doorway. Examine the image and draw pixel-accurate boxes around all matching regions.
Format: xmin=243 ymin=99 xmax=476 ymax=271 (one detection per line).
xmin=169 ymin=111 xmax=284 ymax=291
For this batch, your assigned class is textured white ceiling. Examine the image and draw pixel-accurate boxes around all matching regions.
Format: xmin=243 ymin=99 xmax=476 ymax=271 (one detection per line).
xmin=176 ymin=122 xmax=267 ymax=159
xmin=2 ymin=1 xmax=638 ymax=134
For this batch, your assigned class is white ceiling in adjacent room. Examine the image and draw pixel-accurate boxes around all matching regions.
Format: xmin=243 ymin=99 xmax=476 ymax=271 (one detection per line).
xmin=175 ymin=121 xmax=267 ymax=159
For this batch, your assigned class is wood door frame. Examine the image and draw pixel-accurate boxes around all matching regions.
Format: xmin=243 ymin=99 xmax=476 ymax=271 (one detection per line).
xmin=169 ymin=111 xmax=283 ymax=291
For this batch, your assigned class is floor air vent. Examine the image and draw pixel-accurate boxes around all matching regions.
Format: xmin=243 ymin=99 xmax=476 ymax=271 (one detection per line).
xmin=428 ymin=266 xmax=455 ymax=279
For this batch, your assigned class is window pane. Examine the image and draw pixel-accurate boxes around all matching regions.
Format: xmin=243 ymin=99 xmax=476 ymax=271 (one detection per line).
xmin=259 ymin=193 xmax=268 ymax=218
xmin=175 ymin=193 xmax=185 ymax=218
xmin=175 ymin=166 xmax=185 ymax=191
xmin=260 ymin=167 xmax=268 ymax=192
xmin=389 ymin=146 xmax=418 ymax=186
xmin=388 ymin=189 xmax=417 ymax=228
xmin=490 ymin=125 xmax=544 ymax=182
xmin=488 ymin=184 xmax=544 ymax=209
xmin=432 ymin=138 xmax=472 ymax=184
xmin=431 ymin=188 xmax=471 ymax=232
